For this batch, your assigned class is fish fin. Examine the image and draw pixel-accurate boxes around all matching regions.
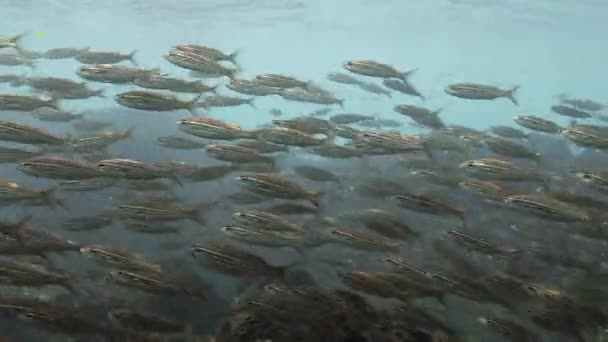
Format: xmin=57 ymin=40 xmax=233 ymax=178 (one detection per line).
xmin=507 ymin=85 xmax=520 ymax=106
xmin=247 ymin=97 xmax=257 ymax=109
xmin=128 ymin=50 xmax=138 ymax=65
xmin=229 ymin=49 xmax=240 ymax=67
xmin=400 ymin=68 xmax=418 ymax=82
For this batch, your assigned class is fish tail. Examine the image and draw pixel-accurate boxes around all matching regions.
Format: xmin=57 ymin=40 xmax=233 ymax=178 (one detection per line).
xmin=310 ymin=191 xmax=324 ymax=208
xmin=337 ymin=99 xmax=345 ymax=109
xmin=193 ymin=202 xmax=218 ymax=225
xmin=63 ymin=280 xmax=81 ymax=296
xmin=187 ymin=94 xmax=203 ymax=116
xmin=8 ymin=215 xmax=32 ymax=245
xmin=170 ymin=173 xmax=183 ymax=186
xmin=42 ymin=186 xmax=68 ymax=210
xmin=400 ymin=68 xmax=418 ymax=82
xmin=129 ymin=50 xmax=138 ymax=65
xmin=229 ymin=49 xmax=240 ymax=67
xmin=48 ymin=97 xmax=61 ymax=110
xmin=11 ymin=32 xmax=28 ymax=53
xmin=210 ymin=83 xmax=219 ymax=95
xmin=507 ymin=85 xmax=520 ymax=106
xmin=123 ymin=126 xmax=136 ymax=139
xmin=94 ymin=88 xmax=105 ymax=98
xmin=247 ymin=97 xmax=257 ymax=109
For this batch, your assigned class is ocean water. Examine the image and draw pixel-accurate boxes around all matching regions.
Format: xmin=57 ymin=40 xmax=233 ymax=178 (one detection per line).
xmin=1 ymin=0 xmax=608 ymax=340
xmin=2 ymin=0 xmax=607 ymax=130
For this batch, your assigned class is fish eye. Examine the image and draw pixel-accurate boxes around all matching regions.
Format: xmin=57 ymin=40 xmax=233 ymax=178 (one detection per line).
xmin=581 ymin=173 xmax=592 ymax=179
xmin=21 ymin=162 xmax=31 ymax=167
xmin=98 ymin=163 xmax=106 ymax=167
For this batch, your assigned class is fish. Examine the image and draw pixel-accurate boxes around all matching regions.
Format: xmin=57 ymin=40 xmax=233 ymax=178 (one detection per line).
xmin=0 ymin=180 xmax=63 ymax=208
xmin=173 ymin=44 xmax=239 ymax=65
xmin=444 ymin=230 xmax=519 ymax=257
xmin=108 ymin=308 xmax=189 ymax=334
xmin=17 ymin=157 xmax=102 ymax=180
xmin=293 ymin=165 xmax=341 ymax=183
xmin=504 ymin=194 xmax=593 ymax=222
xmin=0 ymin=146 xmax=45 ymax=163
xmin=157 ymin=136 xmax=207 ymax=149
xmin=231 ymin=210 xmax=306 ymax=232
xmin=483 ymin=136 xmax=541 ymax=161
xmin=382 ymin=79 xmax=425 ymax=99
xmin=134 ymin=72 xmax=217 ymax=94
xmin=80 ymin=245 xmax=161 ymax=273
xmin=279 ymin=88 xmax=344 ymax=107
xmin=164 ymin=49 xmax=237 ymax=78
xmin=0 ymin=260 xmax=76 ymax=294
xmin=0 ymin=33 xmax=25 ymax=51
xmin=327 ymin=72 xmax=363 ymax=85
xmin=0 ymin=93 xmax=59 ymax=111
xmin=206 ymin=143 xmax=275 ymax=165
xmin=560 ymin=97 xmax=606 ymax=112
xmin=112 ymin=201 xmax=211 ymax=224
xmin=256 ymin=126 xmax=329 ymax=147
xmin=329 ymin=113 xmax=375 ymax=125
xmin=357 ymin=81 xmax=391 ymax=97
xmin=489 ymin=125 xmax=529 ymax=140
xmin=77 ymin=64 xmax=155 ymax=83
xmin=199 ymin=94 xmax=255 ymax=109
xmin=392 ymin=193 xmax=467 ymax=227
xmin=41 ymin=47 xmax=89 ymax=59
xmin=514 ymin=115 xmax=563 ymax=134
xmin=551 ymin=105 xmax=593 ymax=119
xmin=459 ymin=158 xmax=545 ymax=181
xmin=273 ymin=116 xmax=334 ymax=135
xmin=115 ymin=90 xmax=201 ymax=114
xmin=75 ymin=48 xmax=136 ymax=64
xmin=30 ymin=107 xmax=84 ymax=122
xmin=0 ymin=53 xmax=34 ymax=68
xmin=178 ymin=117 xmax=255 ymax=140
xmin=226 ymin=78 xmax=283 ymax=96
xmin=237 ymin=173 xmax=323 ymax=207
xmin=445 ymin=83 xmax=519 ymax=105
xmin=235 ymin=139 xmax=288 ymax=153
xmin=343 ymin=58 xmax=415 ymax=81
xmin=328 ymin=228 xmax=401 ymax=253
xmin=562 ymin=126 xmax=608 ymax=149
xmin=192 ymin=243 xmax=287 ymax=279
xmin=459 ymin=179 xmax=516 ymax=203
xmin=338 ymin=208 xmax=419 ymax=240
xmin=254 ymin=73 xmax=311 ymax=89
xmin=97 ymin=158 xmax=182 ymax=185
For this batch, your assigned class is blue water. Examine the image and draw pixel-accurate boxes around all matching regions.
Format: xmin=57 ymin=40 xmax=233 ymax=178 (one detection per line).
xmin=3 ymin=0 xmax=607 ymax=131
